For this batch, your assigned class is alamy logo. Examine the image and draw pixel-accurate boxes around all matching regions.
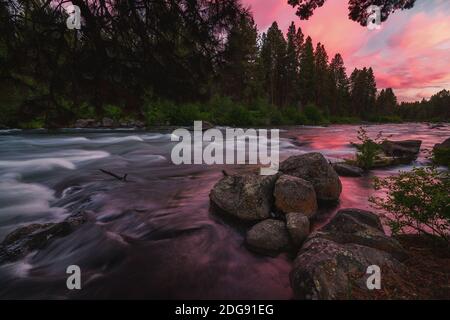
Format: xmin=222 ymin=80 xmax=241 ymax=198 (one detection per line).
xmin=66 ymin=4 xmax=81 ymax=30
xmin=366 ymin=265 xmax=381 ymax=290
xmin=66 ymin=265 xmax=81 ymax=290
xmin=366 ymin=5 xmax=381 ymax=30
xmin=170 ymin=121 xmax=279 ymax=175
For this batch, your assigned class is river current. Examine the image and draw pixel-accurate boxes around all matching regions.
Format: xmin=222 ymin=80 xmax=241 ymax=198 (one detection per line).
xmin=0 ymin=123 xmax=448 ymax=299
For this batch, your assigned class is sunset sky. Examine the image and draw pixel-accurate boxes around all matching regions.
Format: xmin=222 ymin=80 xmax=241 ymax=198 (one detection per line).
xmin=242 ymin=0 xmax=450 ymax=102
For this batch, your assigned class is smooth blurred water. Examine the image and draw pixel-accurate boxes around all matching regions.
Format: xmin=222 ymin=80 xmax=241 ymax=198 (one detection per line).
xmin=0 ymin=123 xmax=448 ymax=299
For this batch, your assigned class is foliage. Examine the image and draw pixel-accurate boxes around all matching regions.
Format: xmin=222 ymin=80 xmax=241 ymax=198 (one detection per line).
xmin=288 ymin=0 xmax=416 ymax=26
xmin=370 ymin=167 xmax=450 ymax=241
xmin=0 ymin=0 xmax=438 ymax=128
xmin=354 ymin=127 xmax=384 ymax=170
xmin=103 ymin=105 xmax=123 ymax=121
xmin=432 ymin=147 xmax=450 ymax=167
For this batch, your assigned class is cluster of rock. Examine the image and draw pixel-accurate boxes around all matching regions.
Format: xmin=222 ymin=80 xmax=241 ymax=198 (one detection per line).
xmin=74 ymin=118 xmax=145 ymax=129
xmin=209 ymin=152 xmax=416 ymax=299
xmin=343 ymin=139 xmax=423 ymax=172
xmin=290 ymin=208 xmax=408 ymax=299
xmin=210 ymin=152 xmax=342 ymax=256
xmin=0 ymin=212 xmax=87 ymax=264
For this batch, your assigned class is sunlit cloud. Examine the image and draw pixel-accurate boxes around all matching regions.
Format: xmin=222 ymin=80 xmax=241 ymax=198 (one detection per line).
xmin=241 ymin=0 xmax=450 ymax=102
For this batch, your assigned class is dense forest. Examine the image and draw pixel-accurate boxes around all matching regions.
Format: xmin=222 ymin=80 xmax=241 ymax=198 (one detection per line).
xmin=0 ymin=0 xmax=448 ymax=128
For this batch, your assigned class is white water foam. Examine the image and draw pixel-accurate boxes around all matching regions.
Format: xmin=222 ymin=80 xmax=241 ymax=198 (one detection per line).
xmin=0 ymin=175 xmax=67 ymax=223
xmin=0 ymin=150 xmax=110 ymax=173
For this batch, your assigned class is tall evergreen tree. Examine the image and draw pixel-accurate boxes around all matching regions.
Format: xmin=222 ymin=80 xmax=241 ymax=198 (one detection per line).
xmin=285 ymin=22 xmax=304 ymax=107
xmin=313 ymin=42 xmax=331 ymax=113
xmin=220 ymin=10 xmax=260 ymax=104
xmin=298 ymin=36 xmax=315 ymax=106
xmin=329 ymin=53 xmax=350 ymax=116
xmin=260 ymin=22 xmax=287 ymax=107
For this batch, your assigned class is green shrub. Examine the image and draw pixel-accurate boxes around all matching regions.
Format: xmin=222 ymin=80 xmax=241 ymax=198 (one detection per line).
xmin=370 ymin=167 xmax=450 ymax=241
xmin=433 ymin=147 xmax=450 ymax=167
xmin=103 ymin=104 xmax=123 ymax=121
xmin=144 ymin=99 xmax=171 ymax=126
xmin=302 ymin=103 xmax=325 ymax=124
xmin=354 ymin=127 xmax=384 ymax=170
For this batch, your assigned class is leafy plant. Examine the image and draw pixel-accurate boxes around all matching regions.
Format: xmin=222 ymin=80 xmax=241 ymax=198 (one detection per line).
xmin=354 ymin=127 xmax=384 ymax=170
xmin=432 ymin=146 xmax=450 ymax=167
xmin=370 ymin=167 xmax=450 ymax=241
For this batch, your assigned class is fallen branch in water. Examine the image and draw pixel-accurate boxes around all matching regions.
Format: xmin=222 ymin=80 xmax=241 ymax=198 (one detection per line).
xmin=99 ymin=169 xmax=128 ymax=182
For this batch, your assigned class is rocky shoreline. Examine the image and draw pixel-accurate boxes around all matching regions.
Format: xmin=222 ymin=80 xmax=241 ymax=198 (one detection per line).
xmin=209 ymin=150 xmax=450 ymax=299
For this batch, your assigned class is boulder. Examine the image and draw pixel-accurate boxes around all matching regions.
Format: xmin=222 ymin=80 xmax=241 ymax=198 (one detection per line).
xmin=209 ymin=174 xmax=278 ymax=221
xmin=246 ymin=219 xmax=290 ymax=256
xmin=0 ymin=212 xmax=87 ymax=263
xmin=290 ymin=208 xmax=408 ymax=299
xmin=274 ymin=175 xmax=317 ymax=216
xmin=380 ymin=140 xmax=421 ymax=159
xmin=332 ymin=163 xmax=364 ymax=177
xmin=74 ymin=119 xmax=97 ymax=128
xmin=280 ymin=153 xmax=342 ymax=201
xmin=434 ymin=137 xmax=450 ymax=150
xmin=286 ymin=212 xmax=310 ymax=247
xmin=101 ymin=117 xmax=115 ymax=127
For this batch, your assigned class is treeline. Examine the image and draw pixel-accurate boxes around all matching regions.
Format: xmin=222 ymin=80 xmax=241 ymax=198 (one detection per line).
xmin=0 ymin=0 xmax=447 ymax=128
xmin=398 ymin=90 xmax=450 ymax=122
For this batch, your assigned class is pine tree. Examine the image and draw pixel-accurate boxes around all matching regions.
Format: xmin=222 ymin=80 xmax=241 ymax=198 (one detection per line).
xmin=329 ymin=53 xmax=350 ymax=116
xmin=298 ymin=36 xmax=315 ymax=106
xmin=313 ymin=42 xmax=331 ymax=113
xmin=260 ymin=22 xmax=287 ymax=107
xmin=285 ymin=22 xmax=304 ymax=107
xmin=221 ymin=11 xmax=260 ymax=104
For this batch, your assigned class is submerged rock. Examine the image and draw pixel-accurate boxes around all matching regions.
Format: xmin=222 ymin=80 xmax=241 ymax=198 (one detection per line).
xmin=0 ymin=212 xmax=88 ymax=263
xmin=74 ymin=119 xmax=98 ymax=128
xmin=290 ymin=208 xmax=408 ymax=299
xmin=101 ymin=117 xmax=115 ymax=127
xmin=274 ymin=175 xmax=317 ymax=216
xmin=280 ymin=153 xmax=342 ymax=201
xmin=209 ymin=174 xmax=278 ymax=221
xmin=286 ymin=212 xmax=310 ymax=247
xmin=332 ymin=163 xmax=364 ymax=177
xmin=246 ymin=219 xmax=290 ymax=256
xmin=380 ymin=140 xmax=421 ymax=159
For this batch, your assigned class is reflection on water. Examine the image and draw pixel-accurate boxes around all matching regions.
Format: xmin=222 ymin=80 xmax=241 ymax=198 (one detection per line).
xmin=0 ymin=123 xmax=448 ymax=299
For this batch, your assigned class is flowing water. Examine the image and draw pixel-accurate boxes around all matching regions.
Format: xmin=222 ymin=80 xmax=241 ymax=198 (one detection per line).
xmin=0 ymin=123 xmax=448 ymax=299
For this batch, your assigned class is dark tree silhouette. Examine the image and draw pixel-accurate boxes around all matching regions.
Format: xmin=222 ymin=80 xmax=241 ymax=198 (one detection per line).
xmin=288 ymin=0 xmax=416 ymax=26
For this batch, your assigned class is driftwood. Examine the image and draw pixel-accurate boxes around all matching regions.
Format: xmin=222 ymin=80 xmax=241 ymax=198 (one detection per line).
xmin=99 ymin=169 xmax=128 ymax=182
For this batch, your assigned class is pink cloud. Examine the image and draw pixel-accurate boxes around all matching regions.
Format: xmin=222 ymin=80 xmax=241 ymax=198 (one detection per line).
xmin=241 ymin=0 xmax=450 ymax=102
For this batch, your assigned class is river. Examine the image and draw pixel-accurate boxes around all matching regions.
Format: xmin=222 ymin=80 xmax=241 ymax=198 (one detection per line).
xmin=0 ymin=123 xmax=448 ymax=299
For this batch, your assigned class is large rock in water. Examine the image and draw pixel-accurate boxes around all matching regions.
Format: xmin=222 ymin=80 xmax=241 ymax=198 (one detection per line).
xmin=332 ymin=163 xmax=364 ymax=177
xmin=209 ymin=174 xmax=278 ymax=221
xmin=286 ymin=212 xmax=310 ymax=247
xmin=280 ymin=153 xmax=342 ymax=201
xmin=0 ymin=212 xmax=87 ymax=263
xmin=246 ymin=219 xmax=290 ymax=256
xmin=380 ymin=140 xmax=421 ymax=159
xmin=290 ymin=209 xmax=408 ymax=299
xmin=274 ymin=175 xmax=317 ymax=216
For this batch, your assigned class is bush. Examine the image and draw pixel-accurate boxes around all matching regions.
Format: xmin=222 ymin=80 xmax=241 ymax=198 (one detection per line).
xmin=433 ymin=146 xmax=450 ymax=167
xmin=370 ymin=167 xmax=450 ymax=241
xmin=143 ymin=99 xmax=171 ymax=126
xmin=354 ymin=127 xmax=384 ymax=170
xmin=103 ymin=104 xmax=123 ymax=121
xmin=302 ymin=103 xmax=325 ymax=124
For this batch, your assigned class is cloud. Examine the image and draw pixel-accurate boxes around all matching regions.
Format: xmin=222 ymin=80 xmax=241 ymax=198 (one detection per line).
xmin=241 ymin=0 xmax=450 ymax=102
